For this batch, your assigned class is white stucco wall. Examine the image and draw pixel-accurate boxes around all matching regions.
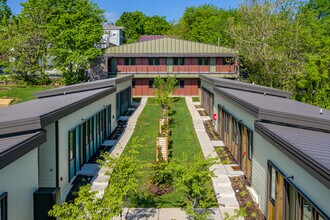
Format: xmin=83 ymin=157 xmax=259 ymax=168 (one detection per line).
xmin=116 ymin=79 xmax=132 ymax=94
xmin=0 ymin=148 xmax=38 ymax=220
xmin=38 ymin=123 xmax=56 ymax=187
xmin=253 ymin=133 xmax=330 ymax=216
xmin=57 ymin=92 xmax=116 ymax=201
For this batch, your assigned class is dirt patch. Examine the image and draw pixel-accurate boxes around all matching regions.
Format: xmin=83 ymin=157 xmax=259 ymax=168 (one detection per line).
xmin=150 ymin=184 xmax=173 ymax=196
xmin=204 ymin=120 xmax=221 ymax=140
xmin=0 ymin=87 xmax=10 ymax=91
xmin=230 ymin=176 xmax=265 ymax=219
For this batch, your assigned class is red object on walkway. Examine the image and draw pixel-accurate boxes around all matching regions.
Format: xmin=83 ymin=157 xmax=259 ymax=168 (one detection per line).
xmin=213 ymin=113 xmax=217 ymax=121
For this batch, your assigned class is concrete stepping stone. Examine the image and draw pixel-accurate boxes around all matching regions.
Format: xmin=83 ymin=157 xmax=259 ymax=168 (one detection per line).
xmin=193 ymin=101 xmax=201 ymax=105
xmin=126 ymin=208 xmax=158 ymax=220
xmin=211 ymin=140 xmax=225 ymax=147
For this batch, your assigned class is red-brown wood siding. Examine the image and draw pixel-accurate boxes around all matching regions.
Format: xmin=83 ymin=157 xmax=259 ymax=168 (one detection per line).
xmin=132 ymin=78 xmax=199 ymax=96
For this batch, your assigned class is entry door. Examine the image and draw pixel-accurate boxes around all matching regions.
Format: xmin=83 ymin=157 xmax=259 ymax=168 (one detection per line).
xmin=241 ymin=127 xmax=247 ymax=174
xmin=267 ymin=165 xmax=284 ymax=220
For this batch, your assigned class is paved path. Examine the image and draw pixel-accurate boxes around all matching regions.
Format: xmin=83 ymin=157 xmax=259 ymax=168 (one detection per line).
xmin=90 ymin=97 xmax=148 ymax=197
xmin=87 ymin=97 xmax=244 ymax=219
xmin=186 ymin=97 xmax=244 ymax=219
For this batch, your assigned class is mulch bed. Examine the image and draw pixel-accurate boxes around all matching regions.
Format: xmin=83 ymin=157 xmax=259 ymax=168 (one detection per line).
xmin=214 ymin=146 xmax=237 ymax=164
xmin=195 ymin=105 xmax=203 ymax=108
xmin=150 ymin=184 xmax=173 ymax=196
xmin=66 ymin=175 xmax=94 ymax=202
xmin=203 ymin=120 xmax=221 ymax=140
xmin=198 ymin=110 xmax=207 ymax=116
xmin=230 ymin=176 xmax=265 ymax=219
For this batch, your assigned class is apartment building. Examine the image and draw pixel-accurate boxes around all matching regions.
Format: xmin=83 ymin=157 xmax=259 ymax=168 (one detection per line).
xmin=0 ymin=75 xmax=132 ymax=220
xmin=200 ymin=75 xmax=330 ymax=220
xmin=101 ymin=37 xmax=238 ymax=96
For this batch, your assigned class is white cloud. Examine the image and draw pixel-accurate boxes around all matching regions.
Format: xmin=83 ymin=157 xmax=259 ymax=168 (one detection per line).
xmin=104 ymin=11 xmax=120 ymax=24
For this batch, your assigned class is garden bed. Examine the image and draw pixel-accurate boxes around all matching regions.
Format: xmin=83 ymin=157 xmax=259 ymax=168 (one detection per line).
xmin=203 ymin=120 xmax=221 ymax=140
xmin=214 ymin=146 xmax=237 ymax=164
xmin=66 ymin=175 xmax=94 ymax=202
xmin=122 ymin=97 xmax=217 ymax=208
xmin=230 ymin=176 xmax=265 ymax=219
xmin=198 ymin=110 xmax=207 ymax=116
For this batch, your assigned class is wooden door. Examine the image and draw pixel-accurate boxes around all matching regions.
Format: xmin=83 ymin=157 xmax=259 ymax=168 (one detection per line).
xmin=242 ymin=127 xmax=247 ymax=173
xmin=275 ymin=173 xmax=284 ymax=220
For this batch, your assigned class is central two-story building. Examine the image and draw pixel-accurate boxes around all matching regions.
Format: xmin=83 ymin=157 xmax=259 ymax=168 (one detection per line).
xmin=99 ymin=37 xmax=238 ymax=96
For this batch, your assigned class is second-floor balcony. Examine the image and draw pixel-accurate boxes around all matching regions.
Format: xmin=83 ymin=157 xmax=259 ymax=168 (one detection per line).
xmin=112 ymin=65 xmax=236 ymax=74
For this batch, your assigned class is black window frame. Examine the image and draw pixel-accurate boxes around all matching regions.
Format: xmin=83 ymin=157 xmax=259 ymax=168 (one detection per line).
xmin=124 ymin=57 xmax=136 ymax=66
xmin=179 ymin=79 xmax=185 ymax=88
xmin=148 ymin=79 xmax=154 ymax=88
xmin=247 ymin=129 xmax=253 ymax=160
xmin=269 ymin=166 xmax=276 ymax=205
xmin=173 ymin=57 xmax=184 ymax=65
xmin=132 ymin=79 xmax=136 ymax=88
xmin=148 ymin=57 xmax=160 ymax=66
xmin=198 ymin=57 xmax=210 ymax=65
xmin=0 ymin=192 xmax=8 ymax=220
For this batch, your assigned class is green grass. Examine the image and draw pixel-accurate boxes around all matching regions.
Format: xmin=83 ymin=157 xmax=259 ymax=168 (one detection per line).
xmin=0 ymin=84 xmax=54 ymax=104
xmin=123 ymin=97 xmax=216 ymax=208
xmin=192 ymin=96 xmax=199 ymax=102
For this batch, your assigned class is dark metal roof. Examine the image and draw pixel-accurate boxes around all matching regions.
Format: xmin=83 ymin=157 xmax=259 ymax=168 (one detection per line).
xmin=0 ymin=131 xmax=46 ymax=169
xmin=200 ymin=75 xmax=292 ymax=98
xmin=0 ymin=87 xmax=116 ymax=135
xmin=255 ymin=122 xmax=330 ymax=189
xmin=139 ymin=35 xmax=166 ymax=42
xmin=34 ymin=75 xmax=133 ymax=98
xmin=214 ymin=87 xmax=330 ymax=131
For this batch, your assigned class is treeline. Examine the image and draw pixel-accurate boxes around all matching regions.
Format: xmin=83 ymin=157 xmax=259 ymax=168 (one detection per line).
xmin=1 ymin=0 xmax=329 ymax=108
xmin=116 ymin=0 xmax=329 ymax=109
xmin=0 ymin=0 xmax=105 ymax=85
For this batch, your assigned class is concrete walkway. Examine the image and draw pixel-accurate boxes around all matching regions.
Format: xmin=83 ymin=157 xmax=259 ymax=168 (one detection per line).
xmin=90 ymin=97 xmax=148 ymax=198
xmin=186 ymin=97 xmax=244 ymax=219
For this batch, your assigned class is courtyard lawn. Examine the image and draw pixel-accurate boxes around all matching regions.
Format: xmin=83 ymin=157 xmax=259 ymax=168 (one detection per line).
xmin=0 ymin=84 xmax=54 ymax=104
xmin=123 ymin=97 xmax=216 ymax=208
xmin=192 ymin=96 xmax=199 ymax=102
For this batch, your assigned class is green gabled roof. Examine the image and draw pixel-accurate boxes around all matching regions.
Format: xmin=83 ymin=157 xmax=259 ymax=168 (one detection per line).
xmin=104 ymin=37 xmax=237 ymax=56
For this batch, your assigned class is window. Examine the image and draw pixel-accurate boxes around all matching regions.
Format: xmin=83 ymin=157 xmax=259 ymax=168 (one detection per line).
xmin=148 ymin=57 xmax=160 ymax=65
xmin=197 ymin=79 xmax=201 ymax=88
xmin=270 ymin=167 xmax=276 ymax=203
xmin=124 ymin=57 xmax=136 ymax=65
xmin=0 ymin=192 xmax=7 ymax=220
xmin=179 ymin=79 xmax=185 ymax=88
xmin=224 ymin=57 xmax=234 ymax=65
xmin=148 ymin=79 xmax=154 ymax=88
xmin=132 ymin=79 xmax=136 ymax=88
xmin=302 ymin=198 xmax=312 ymax=220
xmin=198 ymin=57 xmax=210 ymax=65
xmin=247 ymin=129 xmax=253 ymax=160
xmin=173 ymin=57 xmax=184 ymax=65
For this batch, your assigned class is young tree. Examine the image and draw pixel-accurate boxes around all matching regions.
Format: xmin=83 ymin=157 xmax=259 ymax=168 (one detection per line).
xmin=49 ymin=185 xmax=101 ymax=220
xmin=153 ymin=75 xmax=177 ymax=119
xmin=49 ymin=139 xmax=143 ymax=219
xmin=97 ymin=138 xmax=143 ymax=218
xmin=169 ymin=153 xmax=219 ymax=219
xmin=48 ymin=0 xmax=105 ymax=85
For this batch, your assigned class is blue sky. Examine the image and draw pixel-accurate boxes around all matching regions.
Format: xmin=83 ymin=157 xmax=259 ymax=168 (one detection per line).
xmin=7 ymin=0 xmax=241 ymax=23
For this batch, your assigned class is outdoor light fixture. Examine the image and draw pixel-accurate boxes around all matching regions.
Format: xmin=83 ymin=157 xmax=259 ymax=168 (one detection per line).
xmin=286 ymin=175 xmax=294 ymax=180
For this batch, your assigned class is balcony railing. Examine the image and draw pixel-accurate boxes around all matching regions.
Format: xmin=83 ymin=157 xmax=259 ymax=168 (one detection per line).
xmin=111 ymin=65 xmax=236 ymax=74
